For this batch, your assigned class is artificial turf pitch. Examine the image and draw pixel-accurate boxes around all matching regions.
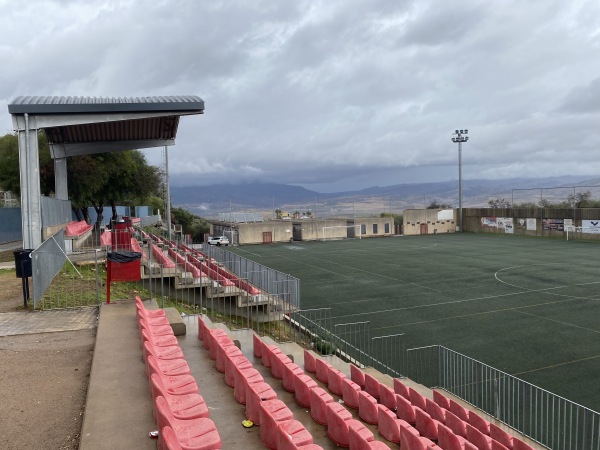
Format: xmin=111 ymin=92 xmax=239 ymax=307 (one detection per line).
xmin=230 ymin=232 xmax=600 ymax=412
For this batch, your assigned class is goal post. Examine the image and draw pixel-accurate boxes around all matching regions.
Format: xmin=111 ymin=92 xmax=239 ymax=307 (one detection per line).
xmin=321 ymin=225 xmax=362 ymax=241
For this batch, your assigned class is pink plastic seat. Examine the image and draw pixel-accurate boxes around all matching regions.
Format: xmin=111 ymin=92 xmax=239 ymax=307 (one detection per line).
xmin=364 ymin=373 xmax=381 ymax=401
xmin=489 ymin=423 xmax=513 ymax=449
xmin=466 ymin=423 xmax=493 ymax=450
xmin=512 ymin=439 xmax=534 ymax=450
xmin=327 ymin=402 xmax=366 ymax=448
xmin=492 ymin=441 xmax=510 ymax=450
xmin=348 ymin=422 xmax=386 ymax=450
xmin=282 ymin=362 xmax=304 ymax=392
xmin=468 ymin=411 xmax=491 ymax=435
xmin=159 ymin=425 xmax=183 ymax=450
xmin=252 ymin=333 xmax=263 ymax=357
xmin=142 ymin=329 xmax=179 ymax=348
xmin=378 ymin=404 xmax=412 ymax=444
xmin=143 ymin=339 xmax=184 ymax=363
xmin=271 ymin=352 xmax=293 ymax=380
xmin=203 ymin=328 xmax=227 ymax=351
xmin=327 ymin=367 xmax=346 ymax=396
xmin=276 ymin=419 xmax=314 ymax=450
xmin=208 ymin=332 xmax=234 ymax=361
xmin=408 ymin=387 xmax=426 ymax=411
xmin=233 ymin=367 xmax=262 ymax=404
xmin=379 ymin=384 xmax=396 ymax=411
xmin=449 ymin=399 xmax=470 ymax=422
xmin=358 ymin=391 xmax=379 ymax=425
xmin=350 ymin=364 xmax=365 ymax=389
xmin=150 ymin=374 xmax=209 ymax=421
xmin=147 ymin=356 xmax=199 ymax=396
xmin=400 ymin=427 xmax=434 ymax=450
xmin=259 ymin=399 xmax=294 ymax=449
xmin=245 ymin=381 xmax=277 ymax=424
xmin=215 ymin=343 xmax=241 ymax=373
xmin=304 ymin=349 xmax=316 ymax=373
xmin=309 ymin=387 xmax=334 ymax=425
xmin=197 ymin=316 xmax=209 ymax=342
xmin=438 ymin=423 xmax=476 ymax=450
xmin=415 ymin=408 xmax=440 ymax=441
xmin=139 ymin=320 xmax=173 ymax=336
xmin=262 ymin=344 xmax=282 ymax=368
xmin=315 ymin=358 xmax=331 ymax=383
xmin=396 ymin=393 xmax=417 ymax=424
xmin=393 ymin=378 xmax=410 ymax=400
xmin=425 ymin=397 xmax=446 ymax=423
xmin=294 ymin=373 xmax=318 ymax=407
xmin=155 ymin=396 xmax=222 ymax=450
xmin=341 ymin=378 xmax=361 ymax=409
xmin=433 ymin=390 xmax=451 ymax=410
xmin=148 ymin=354 xmax=191 ymax=378
xmin=445 ymin=410 xmax=468 ymax=438
xmin=224 ymin=357 xmax=252 ymax=388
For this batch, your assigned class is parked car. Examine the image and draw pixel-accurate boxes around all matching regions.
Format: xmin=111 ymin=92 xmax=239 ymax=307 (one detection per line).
xmin=207 ymin=236 xmax=230 ymax=246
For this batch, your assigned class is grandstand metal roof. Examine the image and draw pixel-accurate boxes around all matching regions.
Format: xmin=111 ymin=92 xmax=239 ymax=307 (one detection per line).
xmin=8 ymin=95 xmax=204 ymax=157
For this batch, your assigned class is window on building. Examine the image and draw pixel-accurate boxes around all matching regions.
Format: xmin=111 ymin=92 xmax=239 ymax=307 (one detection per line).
xmin=361 ymin=224 xmax=366 ymax=235
xmin=373 ymin=224 xmax=378 ymax=234
xmin=384 ymin=223 xmax=390 ymax=233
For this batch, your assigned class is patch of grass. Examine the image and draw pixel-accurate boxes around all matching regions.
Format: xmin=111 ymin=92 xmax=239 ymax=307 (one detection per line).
xmin=0 ymin=250 xmax=14 ymax=263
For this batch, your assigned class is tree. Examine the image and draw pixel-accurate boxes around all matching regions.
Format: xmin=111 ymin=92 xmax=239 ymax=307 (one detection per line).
xmin=427 ymin=199 xmax=452 ymax=209
xmin=380 ymin=212 xmax=403 ymax=227
xmin=275 ymin=209 xmax=282 ymax=219
xmin=567 ymin=191 xmax=592 ymax=208
xmin=488 ymin=198 xmax=511 ymax=208
xmin=171 ymin=207 xmax=210 ymax=242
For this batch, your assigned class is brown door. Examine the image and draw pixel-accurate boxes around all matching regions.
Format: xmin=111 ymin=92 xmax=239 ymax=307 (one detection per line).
xmin=420 ymin=224 xmax=428 ymax=235
xmin=263 ymin=231 xmax=273 ymax=244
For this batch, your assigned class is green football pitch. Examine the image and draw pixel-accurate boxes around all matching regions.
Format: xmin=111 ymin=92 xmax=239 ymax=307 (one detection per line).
xmin=230 ymin=233 xmax=600 ymax=412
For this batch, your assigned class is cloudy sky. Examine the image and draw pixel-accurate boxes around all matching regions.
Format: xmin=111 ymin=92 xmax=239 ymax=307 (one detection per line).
xmin=1 ymin=0 xmax=599 ymax=192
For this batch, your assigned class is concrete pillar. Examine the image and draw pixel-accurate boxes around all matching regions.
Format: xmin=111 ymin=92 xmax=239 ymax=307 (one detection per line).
xmin=18 ymin=127 xmax=42 ymax=249
xmin=54 ymin=157 xmax=68 ymax=200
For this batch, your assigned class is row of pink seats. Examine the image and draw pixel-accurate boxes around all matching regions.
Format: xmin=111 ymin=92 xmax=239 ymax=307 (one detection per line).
xmin=431 ymin=390 xmax=535 ymax=450
xmin=255 ymin=338 xmax=393 ymax=449
xmin=199 ymin=319 xmax=322 ymax=449
xmin=136 ymin=296 xmax=222 ymax=449
xmin=65 ymin=220 xmax=93 ymax=237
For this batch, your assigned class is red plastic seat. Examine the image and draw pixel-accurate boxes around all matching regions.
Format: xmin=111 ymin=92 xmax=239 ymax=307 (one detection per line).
xmin=309 ymin=387 xmax=334 ymax=425
xmin=466 ymin=423 xmax=493 ymax=450
xmin=347 ymin=422 xmax=383 ymax=450
xmin=327 ymin=402 xmax=366 ymax=448
xmin=207 ymin=332 xmax=234 ymax=361
xmin=143 ymin=339 xmax=184 ymax=363
xmin=155 ymin=396 xmax=222 ymax=450
xmin=215 ymin=342 xmax=242 ymax=373
xmin=224 ymin=357 xmax=252 ymax=388
xmin=468 ymin=411 xmax=491 ymax=435
xmin=245 ymin=381 xmax=277 ymax=424
xmin=197 ymin=316 xmax=208 ymax=342
xmin=400 ymin=427 xmax=434 ymax=450
xmin=433 ymin=390 xmax=451 ymax=410
xmin=445 ymin=410 xmax=468 ymax=438
xmin=492 ymin=441 xmax=510 ymax=450
xmin=294 ymin=373 xmax=318 ymax=407
xmin=148 ymin=354 xmax=191 ymax=377
xmin=282 ymin=361 xmax=304 ymax=392
xmin=408 ymin=387 xmax=426 ymax=411
xmin=425 ymin=397 xmax=446 ymax=423
xmin=276 ymin=419 xmax=314 ymax=450
xmin=378 ymin=404 xmax=412 ymax=444
xmin=350 ymin=364 xmax=365 ymax=389
xmin=233 ymin=367 xmax=262 ymax=404
xmin=271 ymin=352 xmax=293 ymax=380
xmin=327 ymin=367 xmax=346 ymax=396
xmin=341 ymin=378 xmax=361 ymax=409
xmin=203 ymin=328 xmax=228 ymax=352
xmin=262 ymin=344 xmax=282 ymax=368
xmin=259 ymin=399 xmax=294 ymax=449
xmin=489 ymin=424 xmax=513 ymax=449
xmin=304 ymin=349 xmax=317 ymax=373
xmin=393 ymin=378 xmax=410 ymax=400
xmin=142 ymin=329 xmax=179 ymax=348
xmin=379 ymin=384 xmax=396 ymax=411
xmin=147 ymin=356 xmax=199 ymax=395
xmin=449 ymin=399 xmax=470 ymax=422
xmin=358 ymin=391 xmax=379 ymax=425
xmin=364 ymin=373 xmax=381 ymax=401
xmin=150 ymin=374 xmax=209 ymax=421
xmin=139 ymin=319 xmax=172 ymax=336
xmin=438 ymin=422 xmax=476 ymax=450
xmin=159 ymin=425 xmax=183 ymax=450
xmin=315 ymin=358 xmax=331 ymax=384
xmin=396 ymin=393 xmax=417 ymax=424
xmin=415 ymin=408 xmax=440 ymax=441
xmin=252 ymin=333 xmax=263 ymax=357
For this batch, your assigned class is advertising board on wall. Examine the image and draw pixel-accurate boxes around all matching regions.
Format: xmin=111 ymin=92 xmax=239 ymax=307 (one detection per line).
xmin=582 ymin=220 xmax=600 ymax=233
xmin=527 ymin=218 xmax=536 ymax=231
xmin=437 ymin=209 xmax=454 ymax=221
xmin=502 ymin=217 xmax=514 ymax=234
xmin=481 ymin=217 xmax=497 ymax=228
xmin=542 ymin=218 xmax=564 ymax=231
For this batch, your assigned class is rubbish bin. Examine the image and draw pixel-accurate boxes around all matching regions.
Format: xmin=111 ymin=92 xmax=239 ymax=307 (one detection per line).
xmin=13 ymin=249 xmax=33 ymax=278
xmin=107 ymin=251 xmax=142 ymax=282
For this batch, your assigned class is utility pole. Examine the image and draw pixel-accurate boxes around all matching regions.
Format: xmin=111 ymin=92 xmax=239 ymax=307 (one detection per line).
xmin=451 ymin=129 xmax=469 ymax=232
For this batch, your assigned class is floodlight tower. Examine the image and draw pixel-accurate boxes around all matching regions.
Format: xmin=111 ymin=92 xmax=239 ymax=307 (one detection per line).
xmin=451 ymin=129 xmax=469 ymax=231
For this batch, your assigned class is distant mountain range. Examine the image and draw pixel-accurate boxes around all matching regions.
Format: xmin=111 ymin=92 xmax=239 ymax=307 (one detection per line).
xmin=171 ymin=175 xmax=600 ymax=218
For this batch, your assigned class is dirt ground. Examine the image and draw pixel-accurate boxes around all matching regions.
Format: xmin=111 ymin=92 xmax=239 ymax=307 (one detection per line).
xmin=0 ymin=269 xmax=95 ymax=450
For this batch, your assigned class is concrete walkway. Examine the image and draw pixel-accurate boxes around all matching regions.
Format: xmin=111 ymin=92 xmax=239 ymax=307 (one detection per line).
xmin=0 ymin=308 xmax=97 ymax=337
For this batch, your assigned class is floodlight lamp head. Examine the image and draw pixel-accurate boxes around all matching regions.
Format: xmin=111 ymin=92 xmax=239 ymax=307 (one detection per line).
xmin=465 ymin=129 xmax=468 ymax=134
xmin=460 ymin=130 xmax=464 ymax=134
xmin=455 ymin=129 xmax=459 ymax=134
xmin=465 ymin=137 xmax=469 ymax=141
